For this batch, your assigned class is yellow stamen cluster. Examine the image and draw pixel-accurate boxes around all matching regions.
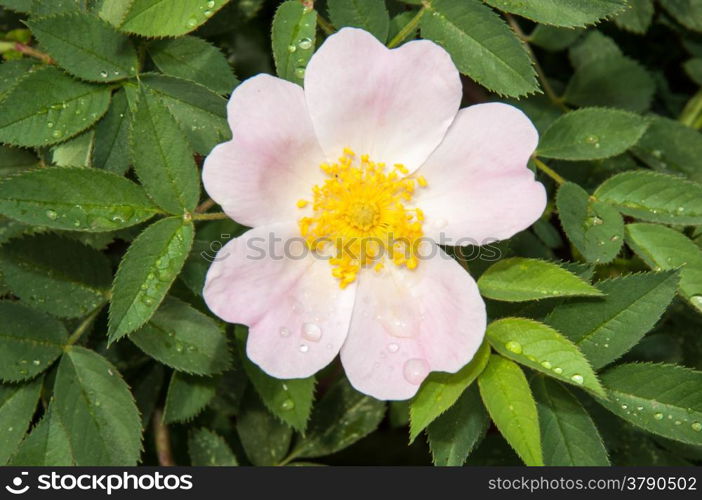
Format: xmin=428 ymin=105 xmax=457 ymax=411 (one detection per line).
xmin=297 ymin=148 xmax=428 ymax=288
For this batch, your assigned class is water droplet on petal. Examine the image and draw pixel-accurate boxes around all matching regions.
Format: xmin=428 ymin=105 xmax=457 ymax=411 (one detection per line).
xmin=279 ymin=327 xmax=291 ymax=337
xmin=403 ymin=358 xmax=429 ymax=385
xmin=299 ymin=344 xmax=309 ymax=353
xmin=434 ymin=218 xmax=447 ymax=229
xmin=387 ymin=343 xmax=399 ymax=353
xmin=301 ymin=322 xmax=322 ymax=342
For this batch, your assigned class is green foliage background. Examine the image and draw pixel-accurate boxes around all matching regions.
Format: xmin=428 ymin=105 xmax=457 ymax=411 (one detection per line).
xmin=1 ymin=0 xmax=702 ymax=466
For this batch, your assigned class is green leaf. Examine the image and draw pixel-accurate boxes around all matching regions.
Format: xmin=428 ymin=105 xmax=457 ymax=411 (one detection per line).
xmin=54 ymin=347 xmax=142 ymax=465
xmin=537 ymin=108 xmax=649 ymax=161
xmin=292 ymin=378 xmax=386 ymax=459
xmin=556 ymin=181 xmax=624 ymax=263
xmin=31 ymin=0 xmax=87 ymax=15
xmin=614 ymin=0 xmax=654 ymax=33
xmin=108 ymin=217 xmax=194 ymax=342
xmin=237 ymin=331 xmax=314 ymax=433
xmin=546 ymin=271 xmax=679 ymax=369
xmin=95 ymin=0 xmax=132 ymax=25
xmin=630 ymin=115 xmax=702 ymax=183
xmin=421 ymin=0 xmax=538 ymax=97
xmin=626 ymin=223 xmax=702 ymax=314
xmin=564 ymin=55 xmax=655 ymax=112
xmin=328 ymin=0 xmax=389 ymax=42
xmin=236 ymin=389 xmax=293 ymax=466
xmin=130 ymin=296 xmax=231 ymax=374
xmin=130 ymin=89 xmax=199 ymax=214
xmin=484 ymin=0 xmax=627 ymax=28
xmin=93 ymin=88 xmax=131 ymax=175
xmin=0 ymin=66 xmax=110 ymax=147
xmin=0 ymin=0 xmax=31 ymax=13
xmin=0 ymin=377 xmax=42 ymax=464
xmin=532 ymin=377 xmax=609 ymax=465
xmin=660 ymin=0 xmax=702 ymax=33
xmin=0 ymin=60 xmax=36 ymax=102
xmin=163 ymin=372 xmax=217 ymax=424
xmin=0 ymin=234 xmax=110 ymax=318
xmin=188 ymin=428 xmax=238 ymax=466
xmin=271 ymin=0 xmax=317 ymax=86
xmin=529 ymin=25 xmax=583 ymax=52
xmin=427 ymin=385 xmax=489 ymax=466
xmin=478 ymin=257 xmax=602 ymax=302
xmin=478 ymin=354 xmax=543 ymax=466
xmin=27 ymin=12 xmax=138 ymax=82
xmin=595 ymin=170 xmax=702 ymax=225
xmin=50 ymin=129 xmax=94 ymax=167
xmin=685 ymin=58 xmax=702 ymax=86
xmin=409 ymin=341 xmax=490 ymax=442
xmin=0 ymin=302 xmax=67 ymax=382
xmin=599 ymin=363 xmax=702 ymax=445
xmin=0 ymin=167 xmax=158 ymax=231
xmin=147 ymin=36 xmax=237 ymax=95
xmin=569 ymin=31 xmax=621 ymax=68
xmin=0 ymin=145 xmax=38 ymax=177
xmin=487 ymin=317 xmax=604 ymax=396
xmin=119 ymin=0 xmax=229 ymax=37
xmin=9 ymin=404 xmax=75 ymax=466
xmin=141 ymin=74 xmax=230 ymax=155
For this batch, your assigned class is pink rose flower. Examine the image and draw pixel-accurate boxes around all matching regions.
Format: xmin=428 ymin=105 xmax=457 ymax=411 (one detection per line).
xmin=202 ymin=28 xmax=546 ymax=400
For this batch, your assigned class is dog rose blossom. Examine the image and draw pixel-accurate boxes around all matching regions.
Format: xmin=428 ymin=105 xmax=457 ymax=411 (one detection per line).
xmin=202 ymin=28 xmax=546 ymax=400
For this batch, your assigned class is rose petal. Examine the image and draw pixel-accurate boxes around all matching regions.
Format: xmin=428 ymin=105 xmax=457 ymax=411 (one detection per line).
xmin=413 ymin=103 xmax=546 ymax=244
xmin=203 ymin=223 xmax=356 ymax=378
xmin=304 ymin=27 xmax=461 ymax=171
xmin=202 ymin=74 xmax=326 ymax=227
xmin=340 ymin=245 xmax=486 ymax=400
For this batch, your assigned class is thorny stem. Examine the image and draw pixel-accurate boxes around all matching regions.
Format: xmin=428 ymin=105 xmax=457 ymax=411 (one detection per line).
xmin=153 ymin=409 xmax=176 ymax=466
xmin=532 ymin=156 xmax=565 ymax=185
xmin=195 ymin=198 xmax=217 ymax=213
xmin=191 ymin=211 xmax=229 ymax=221
xmin=65 ymin=306 xmax=103 ymax=347
xmin=316 ymin=13 xmax=336 ymax=36
xmin=679 ymin=88 xmax=702 ymax=130
xmin=1 ymin=42 xmax=55 ymax=65
xmin=505 ymin=14 xmax=569 ymax=112
xmin=387 ymin=5 xmax=428 ymax=49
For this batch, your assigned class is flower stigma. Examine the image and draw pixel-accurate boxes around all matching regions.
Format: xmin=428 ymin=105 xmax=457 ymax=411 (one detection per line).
xmin=297 ymin=148 xmax=428 ymax=288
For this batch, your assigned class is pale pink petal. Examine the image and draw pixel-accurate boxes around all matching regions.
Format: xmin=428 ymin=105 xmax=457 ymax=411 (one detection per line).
xmin=203 ymin=223 xmax=356 ymax=379
xmin=340 ymin=246 xmax=486 ymax=400
xmin=304 ymin=27 xmax=461 ymax=172
xmin=413 ymin=103 xmax=546 ymax=243
xmin=202 ymin=74 xmax=325 ymax=227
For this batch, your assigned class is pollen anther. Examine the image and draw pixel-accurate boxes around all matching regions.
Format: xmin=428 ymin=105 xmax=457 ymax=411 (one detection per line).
xmin=296 ymin=148 xmax=427 ymax=287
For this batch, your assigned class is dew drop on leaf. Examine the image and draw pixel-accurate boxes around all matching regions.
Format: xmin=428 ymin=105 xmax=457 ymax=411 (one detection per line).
xmin=505 ymin=340 xmax=522 ymax=354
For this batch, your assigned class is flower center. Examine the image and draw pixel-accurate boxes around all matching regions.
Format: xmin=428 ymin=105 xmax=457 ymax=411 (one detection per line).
xmin=297 ymin=148 xmax=428 ymax=288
